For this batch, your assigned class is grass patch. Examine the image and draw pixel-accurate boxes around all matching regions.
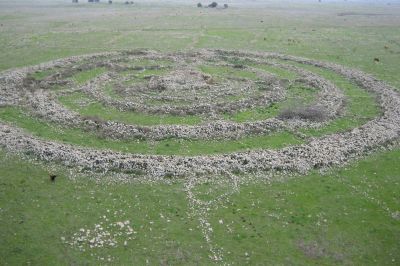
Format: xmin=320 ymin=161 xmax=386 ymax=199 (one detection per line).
xmin=0 ymin=150 xmax=208 ymax=265
xmin=28 ymin=69 xmax=56 ymax=80
xmin=72 ymin=67 xmax=107 ymax=84
xmin=58 ymin=92 xmax=202 ymax=126
xmin=252 ymin=63 xmax=298 ymax=80
xmin=102 ymin=83 xmax=122 ymax=99
xmin=154 ymin=131 xmax=303 ymax=156
xmin=122 ymin=67 xmax=170 ymax=80
xmin=199 ymin=65 xmax=258 ymax=80
xmin=206 ymin=149 xmax=400 ymax=265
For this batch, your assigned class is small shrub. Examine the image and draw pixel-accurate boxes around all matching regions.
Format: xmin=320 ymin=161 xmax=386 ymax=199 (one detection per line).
xmin=197 ymin=2 xmax=202 ymax=7
xmin=163 ymin=172 xmax=175 ymax=179
xmin=232 ymin=64 xmax=244 ymax=69
xmin=22 ymin=76 xmax=37 ymax=88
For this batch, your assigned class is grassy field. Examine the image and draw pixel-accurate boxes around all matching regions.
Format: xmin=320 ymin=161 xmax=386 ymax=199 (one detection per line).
xmin=1 ymin=146 xmax=399 ymax=265
xmin=0 ymin=0 xmax=399 ymax=265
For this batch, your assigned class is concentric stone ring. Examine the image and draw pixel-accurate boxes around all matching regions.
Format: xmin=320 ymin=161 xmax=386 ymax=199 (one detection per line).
xmin=0 ymin=49 xmax=399 ymax=179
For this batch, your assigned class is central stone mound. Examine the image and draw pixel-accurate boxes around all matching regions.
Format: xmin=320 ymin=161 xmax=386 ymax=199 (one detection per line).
xmin=147 ymin=69 xmax=212 ymax=91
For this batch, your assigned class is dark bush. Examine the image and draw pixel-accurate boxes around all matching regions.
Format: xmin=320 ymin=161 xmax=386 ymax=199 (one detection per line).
xmin=224 ymin=3 xmax=228 ymax=8
xmin=208 ymin=2 xmax=218 ymax=8
xmin=197 ymin=2 xmax=202 ymax=7
xmin=278 ymin=106 xmax=328 ymax=122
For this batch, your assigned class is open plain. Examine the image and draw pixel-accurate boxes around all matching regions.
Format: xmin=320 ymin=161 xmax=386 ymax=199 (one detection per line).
xmin=0 ymin=0 xmax=400 ymax=265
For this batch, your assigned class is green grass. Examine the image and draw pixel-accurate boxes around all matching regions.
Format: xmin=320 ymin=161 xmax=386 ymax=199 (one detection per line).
xmin=199 ymin=65 xmax=259 ymax=80
xmin=1 ymin=147 xmax=399 ymax=264
xmin=28 ymin=69 xmax=56 ymax=80
xmin=123 ymin=67 xmax=170 ymax=80
xmin=196 ymin=29 xmax=256 ymax=50
xmin=252 ymin=63 xmax=299 ymax=80
xmin=226 ymin=103 xmax=281 ymax=122
xmin=102 ymin=83 xmax=122 ymax=99
xmin=72 ymin=67 xmax=107 ymax=84
xmin=0 ymin=150 xmax=209 ymax=265
xmin=58 ymin=92 xmax=202 ymax=126
xmin=154 ymin=131 xmax=302 ymax=156
xmin=206 ymin=149 xmax=400 ymax=264
xmin=0 ymin=107 xmax=302 ymax=156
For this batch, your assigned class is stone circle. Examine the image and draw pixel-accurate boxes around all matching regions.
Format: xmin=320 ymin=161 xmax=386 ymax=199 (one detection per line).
xmin=0 ymin=49 xmax=399 ymax=179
